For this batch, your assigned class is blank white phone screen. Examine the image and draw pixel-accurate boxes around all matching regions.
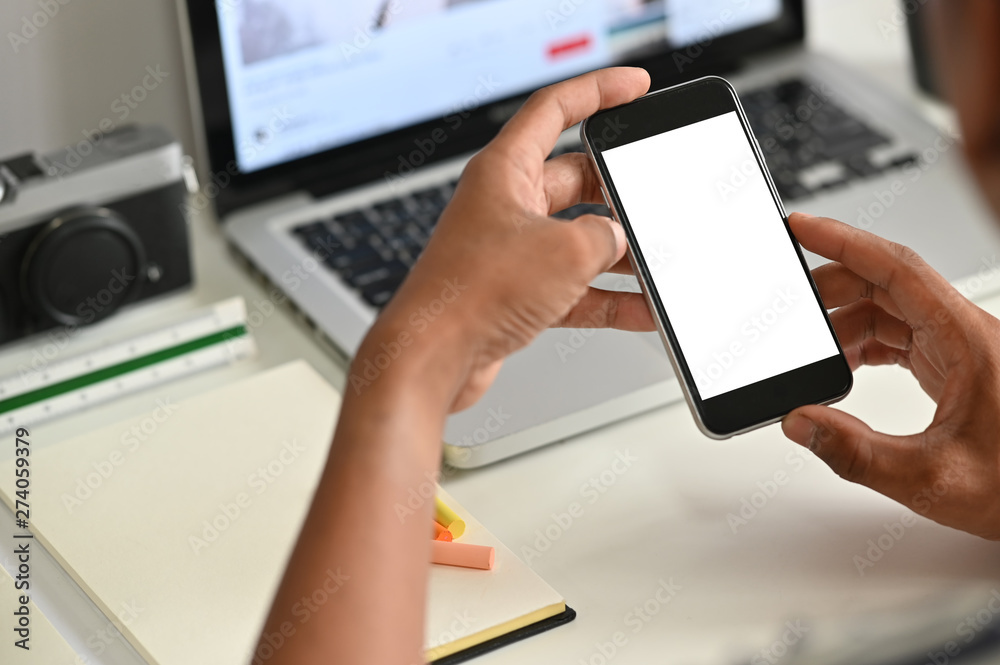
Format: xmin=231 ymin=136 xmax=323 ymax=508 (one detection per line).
xmin=602 ymin=111 xmax=839 ymax=399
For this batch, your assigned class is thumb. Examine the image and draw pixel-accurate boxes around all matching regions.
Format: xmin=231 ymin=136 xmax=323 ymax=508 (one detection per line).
xmin=782 ymin=405 xmax=922 ymax=497
xmin=571 ymin=214 xmax=627 ymax=275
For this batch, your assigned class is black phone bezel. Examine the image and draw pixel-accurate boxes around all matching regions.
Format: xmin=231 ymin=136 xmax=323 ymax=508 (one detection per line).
xmin=582 ymin=77 xmax=852 ymax=437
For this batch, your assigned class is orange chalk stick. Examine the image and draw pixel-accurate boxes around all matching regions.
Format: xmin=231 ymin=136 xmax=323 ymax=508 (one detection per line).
xmin=430 ymin=540 xmax=495 ymax=570
xmin=433 ymin=521 xmax=453 ymax=542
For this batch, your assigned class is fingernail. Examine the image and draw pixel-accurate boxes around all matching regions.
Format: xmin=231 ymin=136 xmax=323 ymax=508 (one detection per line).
xmin=782 ymin=413 xmax=816 ymax=446
xmin=793 ymin=212 xmax=817 ymax=219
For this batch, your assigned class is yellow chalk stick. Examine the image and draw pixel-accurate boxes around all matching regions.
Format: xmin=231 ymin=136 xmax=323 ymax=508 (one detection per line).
xmin=435 ymin=496 xmax=466 ymax=539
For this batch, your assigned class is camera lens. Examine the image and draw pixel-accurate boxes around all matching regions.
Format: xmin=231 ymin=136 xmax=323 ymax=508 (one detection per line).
xmin=20 ymin=207 xmax=147 ymax=327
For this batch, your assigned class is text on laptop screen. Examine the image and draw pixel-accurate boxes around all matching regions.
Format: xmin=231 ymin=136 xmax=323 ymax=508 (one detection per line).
xmin=216 ymin=0 xmax=783 ymax=173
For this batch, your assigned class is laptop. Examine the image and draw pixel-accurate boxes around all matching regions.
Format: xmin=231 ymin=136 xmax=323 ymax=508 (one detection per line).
xmin=178 ymin=0 xmax=1000 ymax=468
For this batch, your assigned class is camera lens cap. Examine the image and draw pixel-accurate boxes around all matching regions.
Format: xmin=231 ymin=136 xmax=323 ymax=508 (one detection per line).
xmin=21 ymin=207 xmax=147 ymax=327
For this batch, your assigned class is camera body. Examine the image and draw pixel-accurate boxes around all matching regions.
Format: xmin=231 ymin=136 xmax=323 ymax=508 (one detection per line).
xmin=0 ymin=125 xmax=193 ymax=347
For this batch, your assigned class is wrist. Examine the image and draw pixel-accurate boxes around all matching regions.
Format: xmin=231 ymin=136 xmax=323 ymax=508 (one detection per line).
xmin=345 ymin=310 xmax=472 ymax=410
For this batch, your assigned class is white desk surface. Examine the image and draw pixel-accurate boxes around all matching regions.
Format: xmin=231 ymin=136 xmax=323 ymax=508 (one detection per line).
xmin=3 ymin=0 xmax=1000 ymax=663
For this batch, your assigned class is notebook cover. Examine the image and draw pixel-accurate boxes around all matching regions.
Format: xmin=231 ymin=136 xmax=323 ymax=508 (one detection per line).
xmin=432 ymin=605 xmax=577 ymax=665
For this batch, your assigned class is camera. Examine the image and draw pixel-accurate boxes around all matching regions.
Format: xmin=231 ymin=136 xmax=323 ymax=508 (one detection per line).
xmin=0 ymin=125 xmax=193 ymax=346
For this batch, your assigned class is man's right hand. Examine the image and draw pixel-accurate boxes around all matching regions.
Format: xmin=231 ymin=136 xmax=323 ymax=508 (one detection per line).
xmin=782 ymin=212 xmax=1000 ymax=540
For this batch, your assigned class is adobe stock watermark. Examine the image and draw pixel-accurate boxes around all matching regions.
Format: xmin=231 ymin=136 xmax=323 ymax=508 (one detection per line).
xmin=60 ymin=398 xmax=180 ymax=514
xmin=852 ymin=510 xmax=925 ymax=575
xmin=393 ymin=470 xmax=439 ymax=524
xmin=555 ymin=244 xmax=670 ymax=362
xmin=49 ymin=66 xmax=171 ymax=177
xmin=545 ymin=0 xmax=590 ymax=30
xmin=338 ymin=0 xmax=401 ymax=61
xmin=718 ymin=83 xmax=839 ymax=202
xmin=76 ymin=267 xmax=137 ymax=324
xmin=730 ymin=80 xmax=840 ymax=195
xmin=74 ymin=599 xmax=144 ymax=664
xmin=750 ymin=619 xmax=810 ymax=665
xmin=213 ymin=217 xmax=348 ymax=348
xmin=385 ymin=76 xmax=500 ymax=191
xmin=856 ymin=127 xmax=959 ymax=231
xmin=577 ymin=578 xmax=682 ymax=665
xmin=673 ymin=0 xmax=758 ymax=73
xmin=180 ymin=106 xmax=294 ymax=217
xmin=852 ymin=478 xmax=948 ymax=575
xmin=920 ymin=589 xmax=1000 ymax=665
xmin=726 ymin=449 xmax=809 ymax=534
xmin=956 ymin=254 xmax=1000 ymax=300
xmin=391 ymin=431 xmax=490 ymax=525
xmin=14 ymin=326 xmax=78 ymax=388
xmin=717 ymin=157 xmax=763 ymax=202
xmin=766 ymin=80 xmax=838 ymax=156
xmin=428 ymin=611 xmax=478 ymax=651
xmin=10 ymin=265 xmax=136 ymax=390
xmin=587 ymin=115 xmax=629 ymax=153
xmin=14 ymin=264 xmax=139 ymax=387
xmin=519 ymin=449 xmax=638 ymax=565
xmin=8 ymin=0 xmax=73 ymax=54
xmin=452 ymin=407 xmax=512 ymax=447
xmin=348 ymin=277 xmax=468 ymax=395
xmin=694 ymin=288 xmax=801 ymax=395
xmin=877 ymin=0 xmax=930 ymax=40
xmin=188 ymin=439 xmax=307 ymax=555
xmin=248 ymin=568 xmax=351 ymax=665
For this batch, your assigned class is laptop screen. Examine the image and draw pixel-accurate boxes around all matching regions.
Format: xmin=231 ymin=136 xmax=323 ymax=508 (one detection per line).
xmin=215 ymin=0 xmax=784 ymax=173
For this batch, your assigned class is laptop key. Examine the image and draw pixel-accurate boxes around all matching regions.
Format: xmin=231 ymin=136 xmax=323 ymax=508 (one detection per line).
xmin=846 ymin=155 xmax=883 ymax=178
xmin=743 ymin=77 xmax=906 ymax=202
xmin=410 ymin=210 xmax=441 ymax=231
xmin=294 ymin=222 xmax=346 ymax=256
xmin=361 ymin=274 xmax=407 ymax=308
xmin=325 ymin=245 xmax=380 ymax=274
xmin=374 ymin=200 xmax=410 ymax=223
xmin=333 ymin=210 xmax=371 ymax=231
xmin=889 ymin=153 xmax=919 ymax=169
xmin=411 ymin=187 xmax=449 ymax=214
xmin=346 ymin=260 xmax=408 ymax=290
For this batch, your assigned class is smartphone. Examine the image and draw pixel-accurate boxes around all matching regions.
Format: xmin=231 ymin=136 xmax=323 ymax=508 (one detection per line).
xmin=581 ymin=76 xmax=852 ymax=439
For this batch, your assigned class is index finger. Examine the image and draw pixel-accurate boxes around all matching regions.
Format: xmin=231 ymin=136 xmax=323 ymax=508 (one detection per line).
xmin=789 ymin=213 xmax=959 ymax=324
xmin=489 ymin=67 xmax=650 ymax=175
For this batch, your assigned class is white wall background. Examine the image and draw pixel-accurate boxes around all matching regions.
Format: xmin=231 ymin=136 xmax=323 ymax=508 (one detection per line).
xmin=0 ymin=0 xmax=196 ymax=161
xmin=0 ymin=0 xmax=911 ymax=181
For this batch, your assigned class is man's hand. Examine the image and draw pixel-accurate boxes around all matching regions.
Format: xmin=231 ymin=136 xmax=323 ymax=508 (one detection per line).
xmin=368 ymin=68 xmax=655 ymax=412
xmin=783 ymin=213 xmax=1000 ymax=540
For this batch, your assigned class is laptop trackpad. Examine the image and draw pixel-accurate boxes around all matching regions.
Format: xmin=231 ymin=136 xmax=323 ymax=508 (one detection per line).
xmin=443 ymin=329 xmax=676 ymax=454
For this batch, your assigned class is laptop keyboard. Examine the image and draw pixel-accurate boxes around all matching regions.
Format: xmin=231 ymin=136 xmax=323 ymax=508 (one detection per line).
xmin=291 ymin=77 xmax=917 ymax=310
xmin=741 ymin=78 xmax=918 ymax=202
xmin=291 ymin=179 xmax=457 ymax=308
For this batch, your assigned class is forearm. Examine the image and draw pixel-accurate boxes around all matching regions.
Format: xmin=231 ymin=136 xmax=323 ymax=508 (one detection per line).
xmin=257 ymin=324 xmax=466 ymax=665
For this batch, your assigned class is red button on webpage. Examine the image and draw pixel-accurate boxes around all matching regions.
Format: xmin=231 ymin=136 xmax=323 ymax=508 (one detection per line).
xmin=547 ymin=33 xmax=593 ymax=60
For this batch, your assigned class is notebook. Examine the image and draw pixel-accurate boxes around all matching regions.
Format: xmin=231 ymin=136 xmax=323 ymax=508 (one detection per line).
xmin=0 ymin=361 xmax=572 ymax=664
xmin=426 ymin=488 xmax=572 ymax=662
